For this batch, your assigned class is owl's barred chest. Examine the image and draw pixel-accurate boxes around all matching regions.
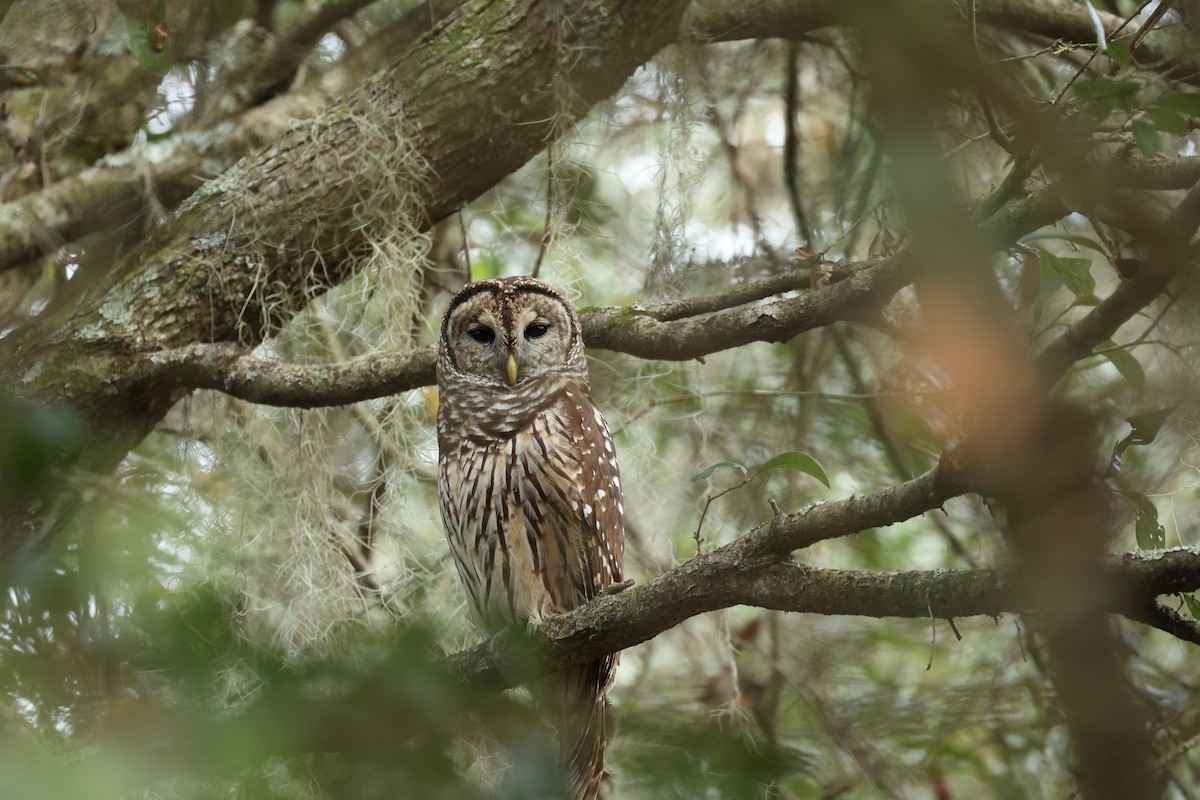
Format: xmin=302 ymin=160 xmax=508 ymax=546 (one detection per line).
xmin=438 ymin=394 xmax=595 ymax=629
xmin=438 ymin=400 xmax=582 ymax=486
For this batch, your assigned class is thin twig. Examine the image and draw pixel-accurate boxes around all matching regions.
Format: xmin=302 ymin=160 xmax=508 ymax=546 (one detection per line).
xmin=969 ymin=0 xmax=1012 ymax=152
xmin=926 ymin=591 xmax=937 ymax=671
xmin=1129 ymin=0 xmax=1175 ymax=53
xmin=458 ymin=211 xmax=472 ymax=281
xmin=784 ymin=41 xmax=815 ymax=248
xmin=1052 ymin=0 xmax=1152 ymax=107
xmin=531 ymin=148 xmax=554 ymax=279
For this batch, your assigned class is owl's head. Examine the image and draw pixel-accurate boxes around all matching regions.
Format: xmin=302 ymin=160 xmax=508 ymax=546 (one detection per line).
xmin=438 ymin=276 xmax=585 ymax=387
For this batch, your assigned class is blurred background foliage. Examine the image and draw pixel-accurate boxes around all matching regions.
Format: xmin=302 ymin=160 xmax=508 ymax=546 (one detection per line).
xmin=1 ymin=0 xmax=1200 ymax=798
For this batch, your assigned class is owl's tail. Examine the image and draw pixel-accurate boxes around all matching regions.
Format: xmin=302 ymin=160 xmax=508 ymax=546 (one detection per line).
xmin=545 ymin=656 xmax=615 ymax=800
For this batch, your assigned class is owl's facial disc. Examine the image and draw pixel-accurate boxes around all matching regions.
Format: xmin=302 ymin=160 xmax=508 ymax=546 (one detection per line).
xmin=443 ymin=277 xmax=577 ymax=387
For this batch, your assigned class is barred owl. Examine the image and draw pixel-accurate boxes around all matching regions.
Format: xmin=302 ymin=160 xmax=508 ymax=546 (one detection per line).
xmin=436 ymin=276 xmax=624 ymax=799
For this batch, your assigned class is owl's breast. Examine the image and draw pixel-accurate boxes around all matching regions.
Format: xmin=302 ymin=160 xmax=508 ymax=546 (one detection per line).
xmin=438 ymin=397 xmax=591 ymax=630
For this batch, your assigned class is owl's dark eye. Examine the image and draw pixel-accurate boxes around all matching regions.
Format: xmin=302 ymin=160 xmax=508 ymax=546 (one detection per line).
xmin=524 ymin=322 xmax=550 ymax=339
xmin=467 ymin=326 xmax=495 ymax=344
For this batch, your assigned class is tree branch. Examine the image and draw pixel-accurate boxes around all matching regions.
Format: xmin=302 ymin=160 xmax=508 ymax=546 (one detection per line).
xmin=134 ymin=341 xmax=437 ymax=408
xmin=230 ymin=0 xmax=383 ymax=109
xmin=683 ymin=0 xmax=1198 ymax=85
xmin=61 ymin=460 xmax=1200 ymax=788
xmin=130 ymin=155 xmax=1200 ymax=409
xmin=447 ymin=547 xmax=1200 ymax=692
xmin=0 ymin=157 xmax=200 ymax=275
xmin=1036 ymin=174 xmax=1200 ymax=384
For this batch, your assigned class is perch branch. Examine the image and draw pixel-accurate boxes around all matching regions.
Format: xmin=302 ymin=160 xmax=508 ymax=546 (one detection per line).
xmin=447 ymin=548 xmax=1200 ymax=691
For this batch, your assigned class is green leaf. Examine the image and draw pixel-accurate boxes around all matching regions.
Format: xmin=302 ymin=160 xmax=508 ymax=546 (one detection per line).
xmin=1131 ymin=117 xmax=1162 ymax=156
xmin=1151 ymin=92 xmax=1200 ymax=117
xmin=1123 ymin=492 xmax=1165 ymax=549
xmin=1019 ymin=233 xmax=1107 ymax=256
xmin=1073 ymin=78 xmax=1138 ymax=103
xmin=1032 ymin=254 xmax=1065 ymax=323
xmin=1038 ymin=249 xmax=1094 ymax=300
xmin=1106 ymin=39 xmax=1131 ymax=69
xmin=123 ymin=0 xmax=171 ymax=77
xmin=1059 ymin=257 xmax=1094 ymax=298
xmin=1098 ymin=340 xmax=1145 ymax=393
xmin=754 ymin=451 xmax=830 ymax=488
xmin=691 ymin=461 xmax=747 ymax=483
xmin=1073 ymin=78 xmax=1138 ymax=118
xmin=1109 ymin=406 xmax=1175 ymax=472
xmin=1125 ymin=406 xmax=1174 ymax=446
xmin=1146 ymin=107 xmax=1188 ymax=136
xmin=1184 ymin=594 xmax=1200 ymax=621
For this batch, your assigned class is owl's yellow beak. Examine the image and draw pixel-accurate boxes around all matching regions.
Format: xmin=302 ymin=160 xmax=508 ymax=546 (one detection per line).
xmin=506 ymin=354 xmax=519 ymax=386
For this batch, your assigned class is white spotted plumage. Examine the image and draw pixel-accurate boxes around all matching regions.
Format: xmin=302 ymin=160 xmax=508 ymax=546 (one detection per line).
xmin=436 ymin=276 xmax=624 ymax=800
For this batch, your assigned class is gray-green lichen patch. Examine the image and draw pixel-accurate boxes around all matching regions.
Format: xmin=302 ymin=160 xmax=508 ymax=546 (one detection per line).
xmin=73 ymin=319 xmax=112 ymax=344
xmin=191 ymin=232 xmax=236 ymax=253
xmin=20 ymin=360 xmax=44 ymax=385
xmin=96 ymin=294 xmax=142 ymax=335
xmin=176 ymin=159 xmax=252 ymax=215
xmin=1131 ymin=545 xmax=1200 ymax=560
xmin=602 ymin=306 xmax=653 ymax=330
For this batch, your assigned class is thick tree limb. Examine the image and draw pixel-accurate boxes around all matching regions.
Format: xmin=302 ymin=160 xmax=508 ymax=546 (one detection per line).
xmin=6 ymin=0 xmax=1198 ymax=282
xmin=0 ymin=0 xmax=458 ymax=277
xmin=136 ymin=341 xmax=438 ymax=408
xmin=0 ymin=158 xmax=201 ymax=275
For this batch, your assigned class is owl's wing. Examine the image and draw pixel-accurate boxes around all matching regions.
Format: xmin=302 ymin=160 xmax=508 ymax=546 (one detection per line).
xmin=559 ymin=384 xmax=625 ymax=604
xmin=541 ymin=384 xmax=625 ymax=797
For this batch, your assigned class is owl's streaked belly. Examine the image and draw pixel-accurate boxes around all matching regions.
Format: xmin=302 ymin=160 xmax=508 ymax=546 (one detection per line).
xmin=438 ymin=409 xmax=584 ymax=633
